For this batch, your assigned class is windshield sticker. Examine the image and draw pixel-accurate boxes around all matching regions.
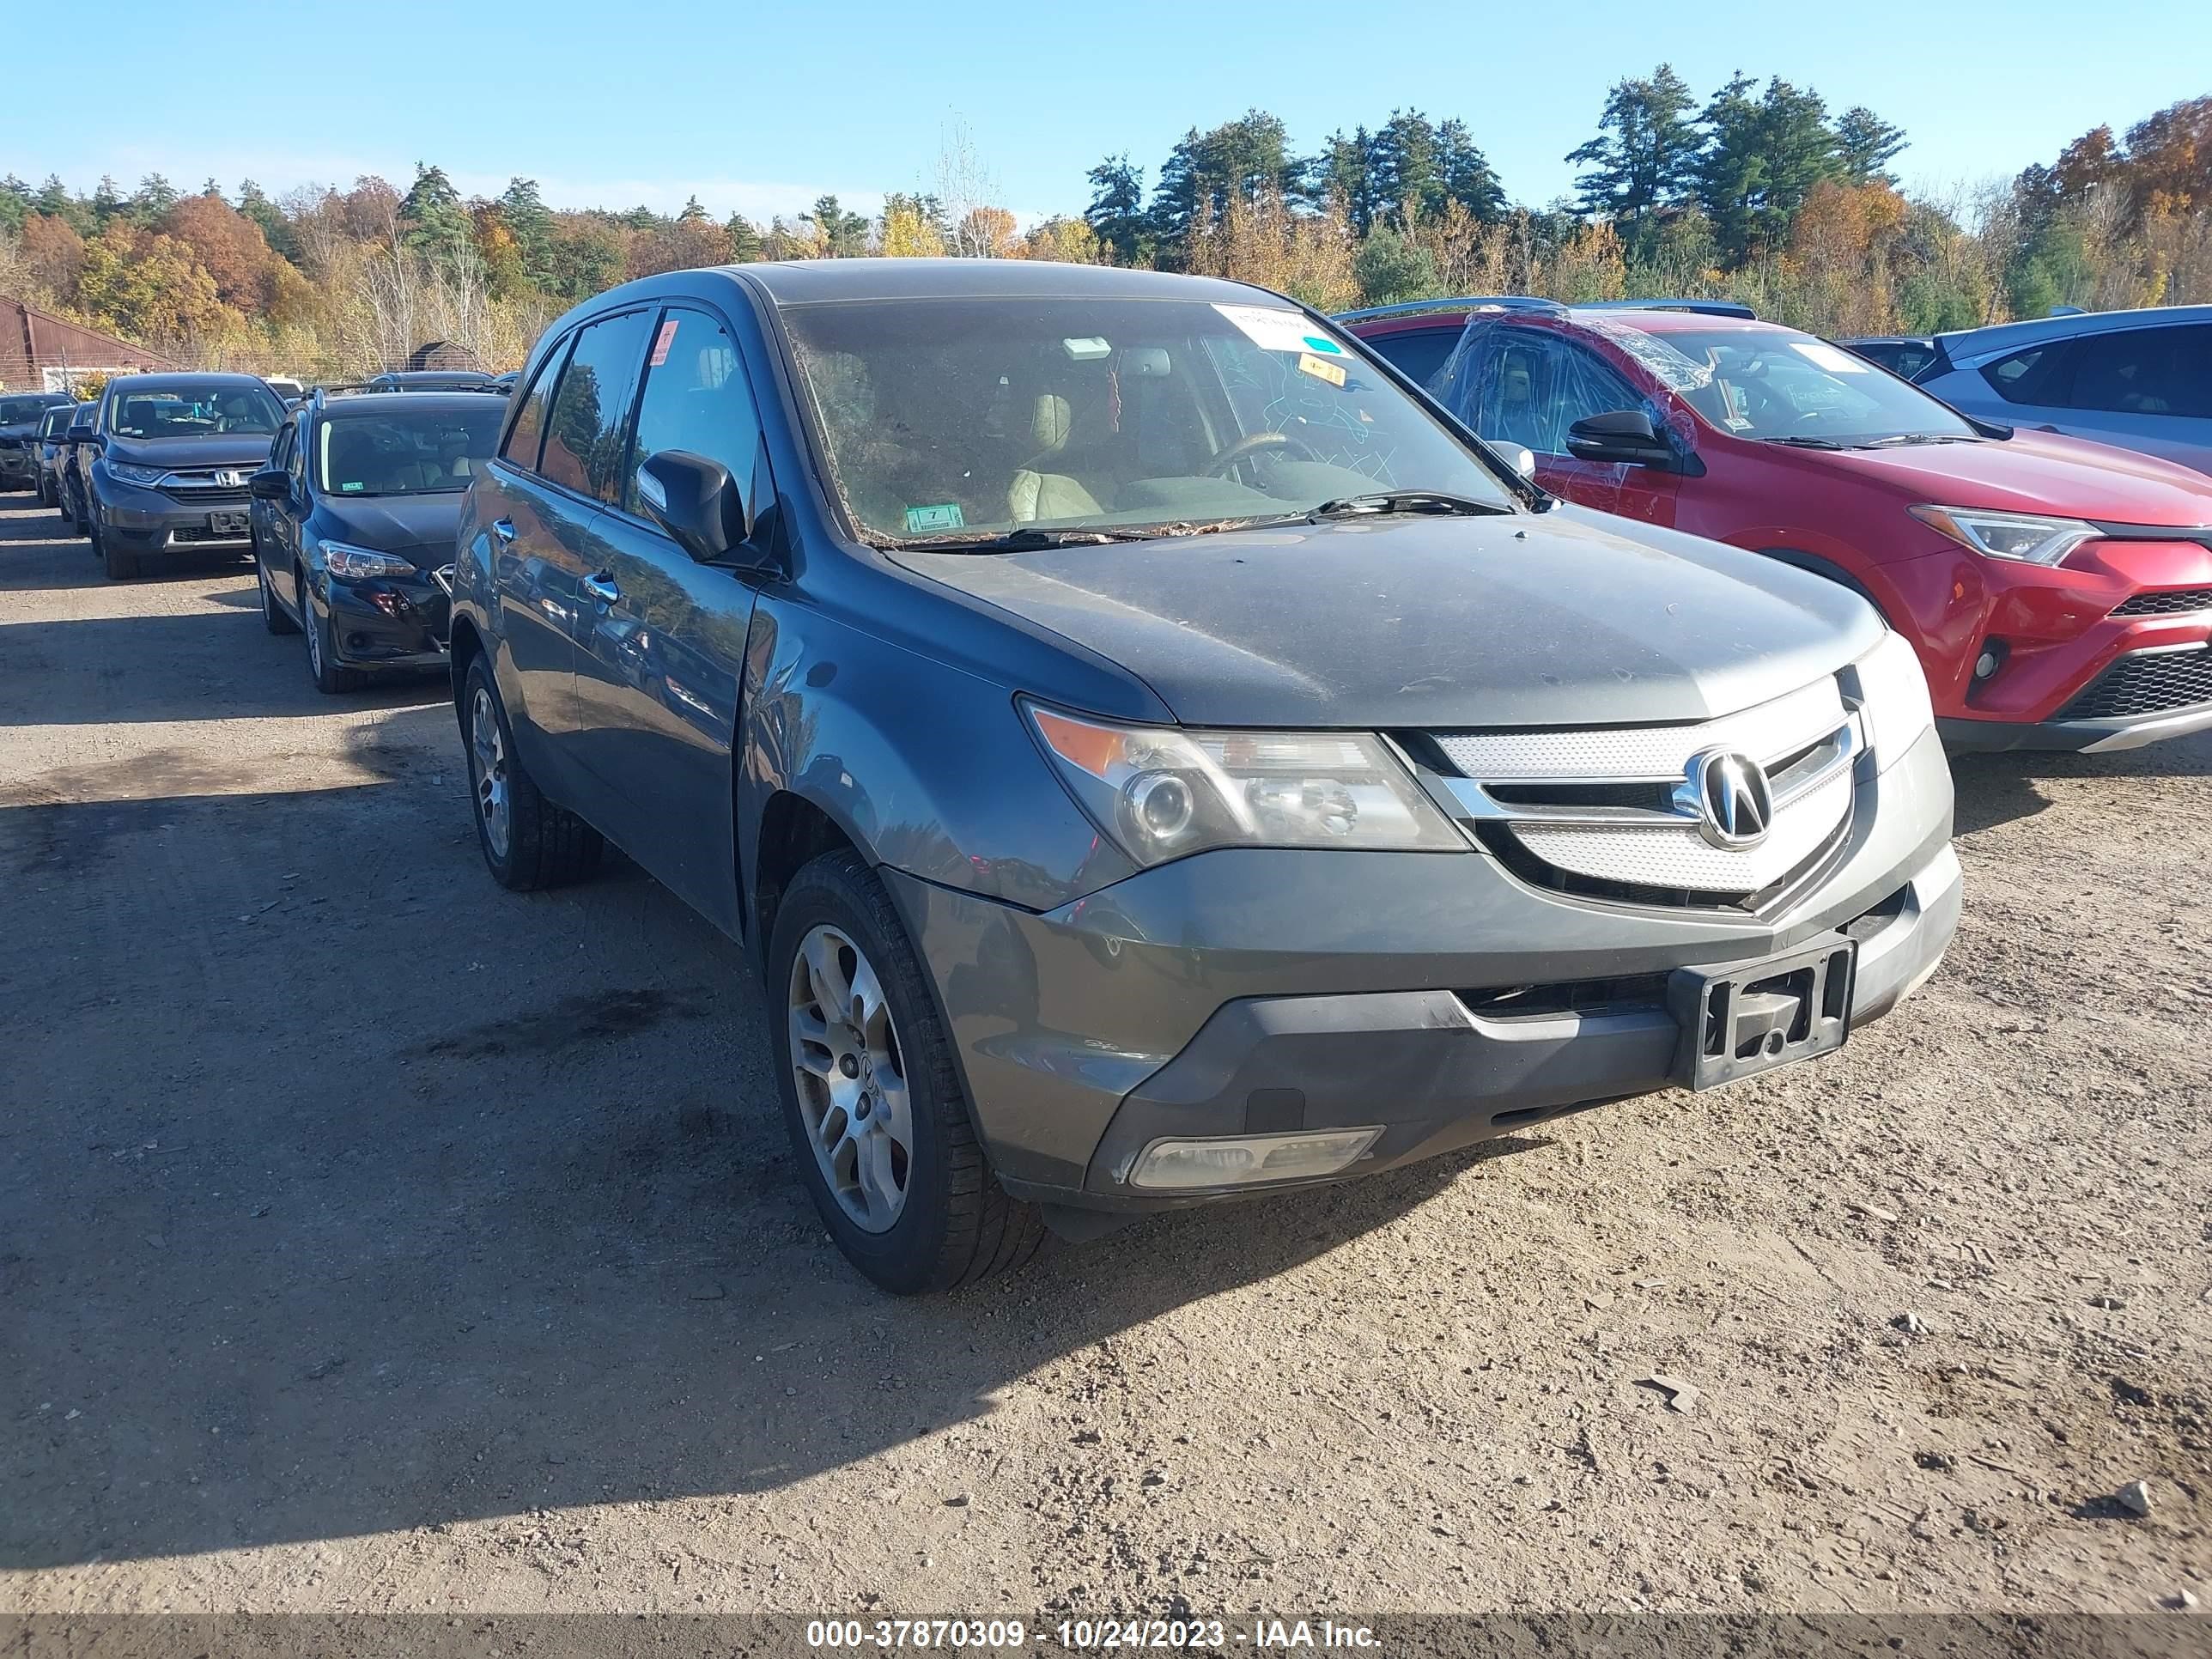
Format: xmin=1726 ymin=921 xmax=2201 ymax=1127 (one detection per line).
xmin=1297 ymin=352 xmax=1346 ymax=388
xmin=1302 ymin=334 xmax=1343 ymax=356
xmin=1791 ymin=339 xmax=1869 ymax=374
xmin=1212 ymin=303 xmax=1330 ymax=355
xmin=903 ymin=502 xmax=965 ymax=533
xmin=648 ymin=318 xmax=679 ymax=368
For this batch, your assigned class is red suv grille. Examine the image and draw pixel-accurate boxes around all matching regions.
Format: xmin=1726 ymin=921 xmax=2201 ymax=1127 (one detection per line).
xmin=2112 ymin=588 xmax=2212 ymax=617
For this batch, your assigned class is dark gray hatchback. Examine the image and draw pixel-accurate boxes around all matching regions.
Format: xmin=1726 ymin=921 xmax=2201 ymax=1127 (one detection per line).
xmin=452 ymin=260 xmax=1959 ymax=1293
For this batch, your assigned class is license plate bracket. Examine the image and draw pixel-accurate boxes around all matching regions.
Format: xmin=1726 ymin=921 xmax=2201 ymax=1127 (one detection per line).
xmin=1668 ymin=933 xmax=1856 ymax=1091
xmin=208 ymin=511 xmax=249 ymax=535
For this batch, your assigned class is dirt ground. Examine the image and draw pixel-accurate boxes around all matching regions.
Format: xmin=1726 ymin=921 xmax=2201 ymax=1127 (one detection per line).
xmin=2 ymin=495 xmax=2207 ymax=1623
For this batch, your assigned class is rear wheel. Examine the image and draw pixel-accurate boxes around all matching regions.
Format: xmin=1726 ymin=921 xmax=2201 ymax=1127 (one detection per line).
xmin=769 ymin=850 xmax=1046 ymax=1294
xmin=461 ymin=657 xmax=603 ymax=890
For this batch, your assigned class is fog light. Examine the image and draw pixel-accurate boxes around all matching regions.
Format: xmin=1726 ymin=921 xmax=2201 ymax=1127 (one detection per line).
xmin=1128 ymin=1127 xmax=1382 ymax=1191
xmin=1973 ymin=651 xmax=1998 ymax=679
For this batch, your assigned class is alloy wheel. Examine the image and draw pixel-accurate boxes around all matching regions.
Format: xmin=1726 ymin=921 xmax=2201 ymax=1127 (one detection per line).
xmin=787 ymin=924 xmax=913 ymax=1233
xmin=302 ymin=588 xmax=323 ymax=677
xmin=470 ymin=686 xmax=511 ymax=860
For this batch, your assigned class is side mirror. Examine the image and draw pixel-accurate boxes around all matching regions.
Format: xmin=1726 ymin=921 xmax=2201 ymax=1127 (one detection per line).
xmin=248 ymin=467 xmax=290 ymax=501
xmin=1565 ymin=409 xmax=1676 ymax=467
xmin=1490 ymin=441 xmax=1537 ymax=481
xmin=636 ymin=448 xmax=754 ymax=564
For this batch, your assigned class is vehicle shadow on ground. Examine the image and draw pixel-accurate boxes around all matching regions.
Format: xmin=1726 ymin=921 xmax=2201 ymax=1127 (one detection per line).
xmin=0 ymin=611 xmax=448 ymax=725
xmin=0 ymin=733 xmax=1519 ymax=1570
xmin=1949 ymin=728 xmax=2212 ymax=835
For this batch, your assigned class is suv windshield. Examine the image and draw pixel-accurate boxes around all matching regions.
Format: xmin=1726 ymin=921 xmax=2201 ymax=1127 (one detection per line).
xmin=0 ymin=396 xmax=61 ymax=424
xmin=1646 ymin=326 xmax=1977 ymax=445
xmin=108 ymin=381 xmax=283 ymax=438
xmin=317 ymin=405 xmax=504 ymax=496
xmin=781 ymin=295 xmax=1513 ymax=544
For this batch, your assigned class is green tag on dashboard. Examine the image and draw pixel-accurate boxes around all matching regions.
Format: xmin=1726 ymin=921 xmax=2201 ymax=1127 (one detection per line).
xmin=904 ymin=502 xmax=965 ymax=532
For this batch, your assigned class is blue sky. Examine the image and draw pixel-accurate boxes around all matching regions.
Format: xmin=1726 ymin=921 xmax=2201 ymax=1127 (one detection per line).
xmin=10 ymin=1 xmax=2203 ymax=224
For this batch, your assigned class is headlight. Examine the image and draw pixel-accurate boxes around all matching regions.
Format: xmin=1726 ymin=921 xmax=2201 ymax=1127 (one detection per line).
xmin=319 ymin=541 xmax=416 ymax=580
xmin=1909 ymin=505 xmax=2099 ymax=567
xmin=1024 ymin=702 xmax=1463 ymax=867
xmin=106 ymin=461 xmax=168 ymax=485
xmin=1844 ymin=630 xmax=1934 ymax=763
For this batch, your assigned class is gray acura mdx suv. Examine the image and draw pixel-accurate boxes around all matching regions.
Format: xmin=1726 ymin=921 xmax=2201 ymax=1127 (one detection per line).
xmin=453 ymin=260 xmax=1959 ymax=1292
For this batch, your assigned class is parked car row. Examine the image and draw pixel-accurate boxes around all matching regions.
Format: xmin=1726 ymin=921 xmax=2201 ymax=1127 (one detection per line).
xmin=25 ymin=268 xmax=2200 ymax=1295
xmin=1344 ymin=297 xmax=2212 ymax=754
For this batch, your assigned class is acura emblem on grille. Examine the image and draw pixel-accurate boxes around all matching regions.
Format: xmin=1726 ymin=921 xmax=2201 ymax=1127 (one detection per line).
xmin=1679 ymin=748 xmax=1773 ymax=848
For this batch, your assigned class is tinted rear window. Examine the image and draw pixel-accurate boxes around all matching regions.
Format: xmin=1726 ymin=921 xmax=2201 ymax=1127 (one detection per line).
xmin=1363 ymin=327 xmax=1462 ymax=392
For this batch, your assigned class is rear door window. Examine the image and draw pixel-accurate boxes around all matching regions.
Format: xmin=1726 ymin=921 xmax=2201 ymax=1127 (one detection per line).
xmin=540 ymin=310 xmax=653 ymax=502
xmin=1364 ymin=326 xmax=1461 ymax=392
xmin=2064 ymin=325 xmax=2210 ymax=419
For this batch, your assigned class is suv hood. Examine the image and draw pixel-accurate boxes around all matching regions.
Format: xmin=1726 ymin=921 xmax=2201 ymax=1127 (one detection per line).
xmin=106 ymin=434 xmax=275 ymax=471
xmin=1812 ymin=429 xmax=2212 ymax=526
xmin=896 ymin=507 xmax=1881 ymax=729
xmin=317 ymin=495 xmax=464 ymax=566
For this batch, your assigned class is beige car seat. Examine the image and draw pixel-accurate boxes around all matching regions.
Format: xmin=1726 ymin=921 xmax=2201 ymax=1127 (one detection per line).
xmin=1007 ymin=392 xmax=1106 ymax=523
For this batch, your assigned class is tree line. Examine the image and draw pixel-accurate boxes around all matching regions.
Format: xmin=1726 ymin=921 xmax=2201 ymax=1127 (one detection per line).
xmin=1 ymin=75 xmax=2205 ymax=381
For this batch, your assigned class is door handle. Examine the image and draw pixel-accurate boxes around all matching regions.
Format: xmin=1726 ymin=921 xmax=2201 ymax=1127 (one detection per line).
xmin=492 ymin=518 xmax=516 ymax=544
xmin=581 ymin=572 xmax=620 ymax=606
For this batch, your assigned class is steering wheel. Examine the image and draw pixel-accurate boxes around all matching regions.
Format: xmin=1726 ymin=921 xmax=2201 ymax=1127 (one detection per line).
xmin=1203 ymin=429 xmax=1323 ymax=480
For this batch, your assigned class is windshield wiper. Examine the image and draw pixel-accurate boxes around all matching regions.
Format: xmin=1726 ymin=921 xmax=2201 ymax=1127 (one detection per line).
xmin=1753 ymin=435 xmax=1847 ymax=450
xmin=1857 ymin=432 xmax=1976 ymax=447
xmin=895 ymin=526 xmax=1142 ymax=553
xmin=1306 ymin=490 xmax=1511 ymax=521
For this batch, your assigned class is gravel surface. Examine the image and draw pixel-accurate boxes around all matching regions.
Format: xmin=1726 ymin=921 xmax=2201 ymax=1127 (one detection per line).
xmin=1 ymin=498 xmax=2206 ymax=1619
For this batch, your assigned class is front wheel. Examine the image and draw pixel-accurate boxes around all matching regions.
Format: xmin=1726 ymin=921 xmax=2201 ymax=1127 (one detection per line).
xmin=300 ymin=576 xmax=365 ymax=692
xmin=769 ymin=850 xmax=1045 ymax=1293
xmin=257 ymin=560 xmax=297 ymax=635
xmin=94 ymin=514 xmax=136 ymax=580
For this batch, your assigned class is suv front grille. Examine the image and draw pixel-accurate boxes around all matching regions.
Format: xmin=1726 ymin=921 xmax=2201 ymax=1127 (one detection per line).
xmin=1425 ymin=680 xmax=1859 ymax=911
xmin=2060 ymin=646 xmax=2212 ymax=721
xmin=2112 ymin=588 xmax=2212 ymax=617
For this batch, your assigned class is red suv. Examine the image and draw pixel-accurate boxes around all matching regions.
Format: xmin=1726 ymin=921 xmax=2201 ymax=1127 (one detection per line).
xmin=1345 ymin=299 xmax=2212 ymax=752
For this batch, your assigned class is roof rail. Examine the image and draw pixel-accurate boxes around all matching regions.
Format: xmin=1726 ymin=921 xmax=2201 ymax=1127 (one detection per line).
xmin=1333 ymin=295 xmax=1568 ymax=324
xmin=1577 ymin=298 xmax=1757 ymax=319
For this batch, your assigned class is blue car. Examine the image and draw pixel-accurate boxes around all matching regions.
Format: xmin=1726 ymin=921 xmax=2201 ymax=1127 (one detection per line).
xmin=1910 ymin=306 xmax=2212 ymax=478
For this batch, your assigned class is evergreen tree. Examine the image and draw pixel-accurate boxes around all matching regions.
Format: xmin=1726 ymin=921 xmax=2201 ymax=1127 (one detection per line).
xmin=802 ymin=194 xmax=869 ymax=256
xmin=1565 ymin=64 xmax=1700 ymax=257
xmin=131 ymin=173 xmax=179 ymax=220
xmin=236 ymin=179 xmax=296 ymax=262
xmin=1370 ymin=110 xmax=1442 ymax=228
xmin=678 ymin=194 xmax=709 ymax=223
xmin=1836 ymin=106 xmax=1908 ymax=187
xmin=1436 ymin=119 xmax=1506 ymax=223
xmin=726 ymin=212 xmax=763 ymax=263
xmin=1084 ymin=155 xmax=1148 ymax=263
xmin=1303 ymin=128 xmax=1376 ymax=230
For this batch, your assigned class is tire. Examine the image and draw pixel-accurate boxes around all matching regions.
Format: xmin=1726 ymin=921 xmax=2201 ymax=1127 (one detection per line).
xmin=460 ymin=656 xmax=603 ymax=891
xmin=257 ymin=560 xmax=297 ymax=635
xmin=769 ymin=849 xmax=1046 ymax=1294
xmin=72 ymin=489 xmax=89 ymax=538
xmin=299 ymin=575 xmax=366 ymax=693
xmin=94 ymin=514 xmax=137 ymax=580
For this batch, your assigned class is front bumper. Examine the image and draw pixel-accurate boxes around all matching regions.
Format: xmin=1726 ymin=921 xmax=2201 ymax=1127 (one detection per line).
xmin=887 ymin=723 xmax=1960 ymax=1213
xmin=317 ymin=574 xmax=452 ymax=671
xmin=94 ymin=477 xmax=254 ymax=554
xmin=0 ymin=447 xmax=34 ymax=483
xmin=1890 ymin=535 xmax=2212 ymax=749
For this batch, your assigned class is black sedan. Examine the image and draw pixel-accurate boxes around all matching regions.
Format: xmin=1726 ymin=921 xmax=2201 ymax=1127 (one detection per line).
xmin=249 ymin=391 xmax=504 ymax=693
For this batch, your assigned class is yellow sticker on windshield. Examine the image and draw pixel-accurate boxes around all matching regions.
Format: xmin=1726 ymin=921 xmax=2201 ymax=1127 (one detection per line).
xmin=1297 ymin=352 xmax=1346 ymax=388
